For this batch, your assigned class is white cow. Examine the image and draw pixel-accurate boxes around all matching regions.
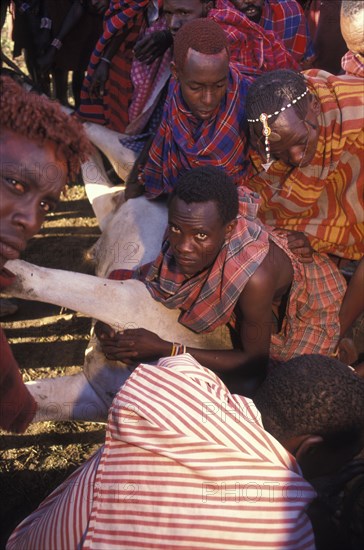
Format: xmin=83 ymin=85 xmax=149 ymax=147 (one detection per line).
xmin=4 ymin=196 xmax=232 ymax=423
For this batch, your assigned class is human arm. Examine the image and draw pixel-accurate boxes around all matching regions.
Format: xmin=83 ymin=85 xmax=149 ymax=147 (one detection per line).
xmin=94 ymin=257 xmax=280 ymax=395
xmin=89 ymin=23 xmax=133 ymax=97
xmin=274 ymin=229 xmax=314 ymax=263
xmin=133 ymin=30 xmax=173 ymax=64
xmin=124 ymin=133 xmax=156 ymax=200
xmin=37 ymin=0 xmax=85 ymax=73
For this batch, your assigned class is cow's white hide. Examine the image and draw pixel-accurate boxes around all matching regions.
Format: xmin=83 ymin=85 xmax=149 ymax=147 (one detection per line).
xmin=4 ymin=198 xmax=232 ymax=422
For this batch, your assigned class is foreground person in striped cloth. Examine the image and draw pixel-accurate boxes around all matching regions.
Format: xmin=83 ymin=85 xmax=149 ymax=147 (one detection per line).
xmin=7 ymin=353 xmax=364 ymax=549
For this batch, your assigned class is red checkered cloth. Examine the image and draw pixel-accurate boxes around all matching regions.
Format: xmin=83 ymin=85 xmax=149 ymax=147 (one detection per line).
xmin=211 ymin=2 xmax=298 ymax=75
xmin=128 ymin=15 xmax=172 ymax=134
xmin=224 ymin=0 xmax=314 ymax=65
xmin=145 ymin=214 xmax=270 ymax=333
xmin=269 ymin=236 xmax=346 ymax=359
xmin=143 ymin=66 xmax=251 ymax=198
xmin=341 ymin=51 xmax=364 ymax=78
xmin=146 ymin=216 xmax=345 ymax=357
xmin=77 ymin=0 xmax=150 ymax=132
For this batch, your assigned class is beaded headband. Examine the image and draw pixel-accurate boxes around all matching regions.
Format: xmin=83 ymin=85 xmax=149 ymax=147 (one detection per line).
xmin=247 ymin=88 xmax=309 ymax=170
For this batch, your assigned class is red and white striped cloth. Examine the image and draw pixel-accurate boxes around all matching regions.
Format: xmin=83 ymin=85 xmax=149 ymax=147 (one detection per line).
xmin=7 ymin=355 xmax=316 ymax=550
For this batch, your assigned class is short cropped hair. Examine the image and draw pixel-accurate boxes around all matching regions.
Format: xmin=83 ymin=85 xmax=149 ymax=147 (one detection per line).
xmin=169 ymin=166 xmax=239 ymax=225
xmin=246 ymin=69 xmax=310 ymax=127
xmin=254 ymin=354 xmax=364 ymax=450
xmin=173 ymin=18 xmax=229 ymax=71
xmin=0 ymin=76 xmax=92 ymax=181
xmin=341 ymin=0 xmax=363 ymax=17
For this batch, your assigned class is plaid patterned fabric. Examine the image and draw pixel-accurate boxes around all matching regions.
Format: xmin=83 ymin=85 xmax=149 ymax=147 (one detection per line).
xmin=260 ymin=0 xmax=314 ymax=64
xmin=269 ymin=235 xmax=346 ymax=359
xmin=245 ymin=70 xmax=364 ymax=260
xmin=128 ymin=16 xmax=172 ymax=133
xmin=222 ymin=0 xmax=313 ymax=65
xmin=146 ymin=216 xmax=345 ymax=356
xmin=143 ymin=67 xmax=250 ymax=198
xmin=146 ymin=214 xmax=270 ymax=333
xmin=212 ymin=2 xmax=298 ymax=75
xmin=342 ymin=51 xmax=364 ymax=78
xmin=77 ymin=0 xmax=150 ymax=132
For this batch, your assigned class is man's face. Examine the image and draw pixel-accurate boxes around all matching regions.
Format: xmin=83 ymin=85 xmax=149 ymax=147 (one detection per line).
xmin=0 ymin=130 xmax=67 ymax=269
xmin=229 ymin=1 xmax=265 ymax=23
xmin=172 ymin=48 xmax=229 ymax=120
xmin=168 ymin=197 xmax=234 ymax=277
xmin=250 ymin=98 xmax=321 ymax=168
xmin=164 ymin=0 xmax=212 ymax=37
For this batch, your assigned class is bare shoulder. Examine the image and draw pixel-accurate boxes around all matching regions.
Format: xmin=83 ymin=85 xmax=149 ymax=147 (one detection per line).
xmin=241 ymin=241 xmax=293 ymax=298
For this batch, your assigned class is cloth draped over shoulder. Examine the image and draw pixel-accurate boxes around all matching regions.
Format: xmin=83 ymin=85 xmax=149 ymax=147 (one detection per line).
xmin=76 ymin=0 xmax=150 ymax=132
xmin=342 ymin=51 xmax=364 ymax=78
xmin=127 ymin=15 xmax=172 ymax=135
xmin=7 ymin=355 xmax=316 ymax=550
xmin=210 ymin=2 xmax=299 ymax=75
xmin=143 ymin=67 xmax=250 ymax=198
xmin=146 ymin=200 xmax=270 ymax=334
xmin=245 ymin=70 xmax=364 ymax=260
xmin=146 ymin=196 xmax=345 ymax=357
xmin=259 ymin=0 xmax=315 ymax=64
xmin=0 ymin=269 xmax=37 ymax=433
xmin=222 ymin=0 xmax=314 ymax=64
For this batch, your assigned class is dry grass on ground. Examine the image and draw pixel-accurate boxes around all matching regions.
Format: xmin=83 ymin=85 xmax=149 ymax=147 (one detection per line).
xmin=0 ymin=186 xmax=104 ymax=548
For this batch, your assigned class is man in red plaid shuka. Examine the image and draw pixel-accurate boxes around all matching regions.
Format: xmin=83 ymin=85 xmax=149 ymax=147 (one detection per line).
xmin=227 ymin=0 xmax=315 ymax=66
xmin=96 ymin=166 xmax=347 ymax=395
xmin=130 ymin=18 xmax=251 ymax=200
xmin=77 ymin=0 xmax=152 ymax=132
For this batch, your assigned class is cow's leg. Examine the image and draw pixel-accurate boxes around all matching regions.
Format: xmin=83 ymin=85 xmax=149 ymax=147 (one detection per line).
xmin=26 ymin=371 xmax=109 ymax=422
xmin=81 ymin=148 xmax=125 ymax=231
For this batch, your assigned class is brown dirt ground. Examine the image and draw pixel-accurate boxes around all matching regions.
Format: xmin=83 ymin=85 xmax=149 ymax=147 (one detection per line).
xmin=0 ymin=185 xmax=105 ymax=548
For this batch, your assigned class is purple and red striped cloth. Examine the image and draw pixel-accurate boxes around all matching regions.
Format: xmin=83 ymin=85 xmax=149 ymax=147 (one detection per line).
xmin=143 ymin=66 xmax=251 ymax=198
xmin=224 ymin=0 xmax=314 ymax=65
xmin=76 ymin=0 xmax=150 ymax=132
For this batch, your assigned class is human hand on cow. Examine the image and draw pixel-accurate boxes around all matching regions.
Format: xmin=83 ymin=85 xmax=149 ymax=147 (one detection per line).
xmin=94 ymin=322 xmax=170 ymax=364
xmin=89 ymin=60 xmax=109 ymax=98
xmin=274 ymin=229 xmax=314 ymax=263
xmin=133 ymin=31 xmax=173 ymax=64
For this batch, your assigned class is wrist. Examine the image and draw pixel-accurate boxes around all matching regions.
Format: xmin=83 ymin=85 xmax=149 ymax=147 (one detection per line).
xmin=170 ymin=342 xmax=187 ymax=356
xmin=51 ymin=38 xmax=62 ymax=50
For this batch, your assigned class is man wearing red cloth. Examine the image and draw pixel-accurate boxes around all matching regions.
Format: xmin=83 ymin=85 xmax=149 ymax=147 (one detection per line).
xmin=0 ymin=76 xmax=91 ymax=433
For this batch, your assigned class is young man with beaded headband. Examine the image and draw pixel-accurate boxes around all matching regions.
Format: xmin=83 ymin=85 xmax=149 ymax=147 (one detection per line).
xmin=245 ymin=68 xmax=364 ymax=262
xmin=245 ymin=68 xmax=364 ymax=358
xmin=0 ymin=75 xmax=91 ymax=433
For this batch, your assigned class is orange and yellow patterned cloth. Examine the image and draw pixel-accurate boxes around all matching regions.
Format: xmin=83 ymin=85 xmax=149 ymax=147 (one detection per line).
xmin=245 ymin=70 xmax=364 ymax=260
